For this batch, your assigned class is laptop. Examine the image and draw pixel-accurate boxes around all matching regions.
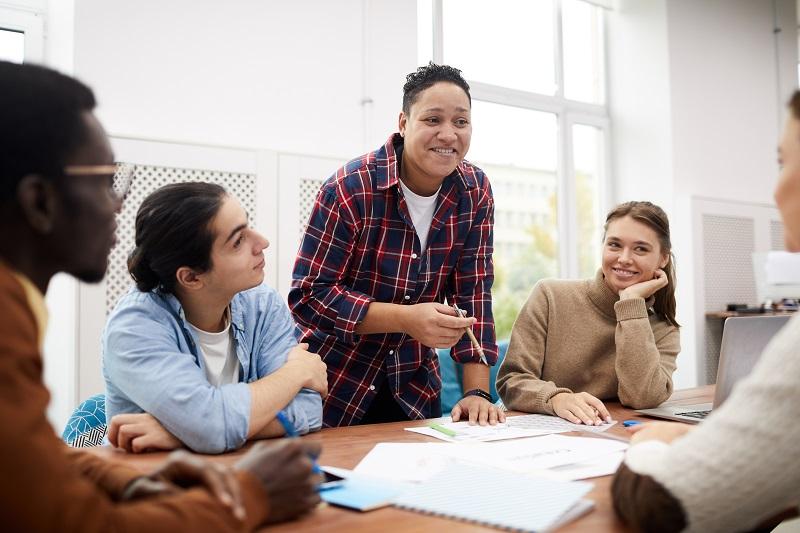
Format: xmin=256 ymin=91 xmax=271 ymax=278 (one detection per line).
xmin=636 ymin=315 xmax=790 ymax=424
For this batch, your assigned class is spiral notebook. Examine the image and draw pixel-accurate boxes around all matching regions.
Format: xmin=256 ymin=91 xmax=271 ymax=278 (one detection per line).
xmin=392 ymin=463 xmax=593 ymax=532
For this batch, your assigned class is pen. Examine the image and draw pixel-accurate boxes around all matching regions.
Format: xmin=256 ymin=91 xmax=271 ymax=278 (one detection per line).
xmin=428 ymin=422 xmax=459 ymax=438
xmin=452 ymin=304 xmax=489 ymax=365
xmin=276 ymin=410 xmax=322 ymax=475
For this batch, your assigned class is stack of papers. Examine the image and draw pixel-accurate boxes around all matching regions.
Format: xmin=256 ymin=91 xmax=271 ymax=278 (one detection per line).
xmin=354 ymin=434 xmax=627 ymax=483
xmin=406 ymin=413 xmax=616 ymax=442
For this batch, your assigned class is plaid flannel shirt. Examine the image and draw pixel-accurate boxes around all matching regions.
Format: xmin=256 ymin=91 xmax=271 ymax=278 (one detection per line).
xmin=289 ymin=133 xmax=497 ymax=427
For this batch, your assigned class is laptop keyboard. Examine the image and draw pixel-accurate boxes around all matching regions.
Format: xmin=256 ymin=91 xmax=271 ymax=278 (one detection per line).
xmin=674 ymin=410 xmax=711 ymax=419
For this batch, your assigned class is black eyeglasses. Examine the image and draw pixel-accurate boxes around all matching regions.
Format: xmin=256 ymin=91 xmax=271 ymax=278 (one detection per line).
xmin=62 ymin=162 xmax=135 ymax=201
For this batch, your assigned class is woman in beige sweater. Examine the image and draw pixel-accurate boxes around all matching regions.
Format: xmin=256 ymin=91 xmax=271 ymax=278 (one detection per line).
xmin=497 ymin=201 xmax=680 ymax=425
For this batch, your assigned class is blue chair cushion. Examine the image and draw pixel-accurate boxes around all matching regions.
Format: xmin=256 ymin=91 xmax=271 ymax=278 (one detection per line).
xmin=62 ymin=393 xmax=107 ymax=447
xmin=437 ymin=340 xmax=509 ymax=414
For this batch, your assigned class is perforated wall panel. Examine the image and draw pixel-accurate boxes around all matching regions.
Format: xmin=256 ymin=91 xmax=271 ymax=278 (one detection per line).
xmin=701 ymin=214 xmax=756 ymax=382
xmin=298 ymin=177 xmax=324 ymax=235
xmin=771 ymin=219 xmax=785 ymax=251
xmin=107 ymin=164 xmax=256 ymax=315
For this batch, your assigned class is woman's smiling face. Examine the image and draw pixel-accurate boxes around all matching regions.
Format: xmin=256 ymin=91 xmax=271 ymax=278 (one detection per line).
xmin=601 ymin=215 xmax=668 ymax=294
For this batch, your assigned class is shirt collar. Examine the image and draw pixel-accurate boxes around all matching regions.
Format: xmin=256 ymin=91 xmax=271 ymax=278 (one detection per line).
xmin=160 ymin=290 xmax=244 ymax=333
xmin=2 ymin=261 xmax=49 ymax=348
xmin=374 ymin=132 xmax=478 ymax=192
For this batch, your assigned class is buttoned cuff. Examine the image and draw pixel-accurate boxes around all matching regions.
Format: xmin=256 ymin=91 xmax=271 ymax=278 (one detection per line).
xmin=614 ymin=298 xmax=649 ymax=321
xmin=217 ymin=382 xmax=251 ymax=453
xmin=334 ymin=291 xmax=373 ymax=345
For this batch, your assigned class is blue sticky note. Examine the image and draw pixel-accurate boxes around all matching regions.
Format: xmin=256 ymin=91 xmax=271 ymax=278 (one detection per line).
xmin=320 ymin=478 xmax=410 ymax=512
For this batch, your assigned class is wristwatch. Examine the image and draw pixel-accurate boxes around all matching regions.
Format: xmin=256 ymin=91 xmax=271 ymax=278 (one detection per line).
xmin=462 ymin=388 xmax=492 ymax=402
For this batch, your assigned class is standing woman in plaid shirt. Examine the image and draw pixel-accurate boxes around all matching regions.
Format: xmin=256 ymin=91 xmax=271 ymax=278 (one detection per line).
xmin=290 ymin=63 xmax=504 ymax=427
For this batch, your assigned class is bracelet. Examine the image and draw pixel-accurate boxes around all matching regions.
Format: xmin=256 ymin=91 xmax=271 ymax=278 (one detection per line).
xmin=462 ymin=388 xmax=492 ymax=402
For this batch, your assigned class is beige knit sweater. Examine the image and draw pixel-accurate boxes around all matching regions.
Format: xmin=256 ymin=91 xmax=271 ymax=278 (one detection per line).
xmin=497 ymin=270 xmax=680 ymax=414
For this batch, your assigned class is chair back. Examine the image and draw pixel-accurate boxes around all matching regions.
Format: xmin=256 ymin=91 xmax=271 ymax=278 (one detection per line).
xmin=437 ymin=340 xmax=509 ymax=414
xmin=62 ymin=393 xmax=107 ymax=447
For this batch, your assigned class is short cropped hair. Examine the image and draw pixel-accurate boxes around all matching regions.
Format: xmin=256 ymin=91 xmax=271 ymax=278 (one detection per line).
xmin=0 ymin=61 xmax=96 ymax=204
xmin=402 ymin=62 xmax=471 ymax=114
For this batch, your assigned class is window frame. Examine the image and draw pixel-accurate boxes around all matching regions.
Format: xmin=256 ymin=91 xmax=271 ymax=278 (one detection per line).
xmin=421 ymin=0 xmax=612 ymax=279
xmin=0 ymin=6 xmax=44 ymax=63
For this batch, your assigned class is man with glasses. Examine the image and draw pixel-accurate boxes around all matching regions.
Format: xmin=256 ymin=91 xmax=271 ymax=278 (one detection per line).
xmin=0 ymin=61 xmax=320 ymax=531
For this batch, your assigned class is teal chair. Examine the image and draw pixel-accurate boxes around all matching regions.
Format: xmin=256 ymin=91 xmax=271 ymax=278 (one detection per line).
xmin=62 ymin=393 xmax=107 ymax=447
xmin=437 ymin=340 xmax=509 ymax=414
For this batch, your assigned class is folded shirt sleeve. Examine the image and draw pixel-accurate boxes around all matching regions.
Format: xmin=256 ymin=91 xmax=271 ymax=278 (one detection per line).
xmin=252 ymin=288 xmax=323 ymax=434
xmin=289 ymin=186 xmax=373 ymax=346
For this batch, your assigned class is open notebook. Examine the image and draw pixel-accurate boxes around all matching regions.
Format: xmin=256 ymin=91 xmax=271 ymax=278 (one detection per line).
xmin=392 ymin=463 xmax=593 ymax=532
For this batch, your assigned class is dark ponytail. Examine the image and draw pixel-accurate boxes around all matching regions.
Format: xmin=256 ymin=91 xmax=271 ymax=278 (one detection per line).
xmin=127 ymin=182 xmax=227 ymax=293
xmin=604 ymin=201 xmax=680 ymax=328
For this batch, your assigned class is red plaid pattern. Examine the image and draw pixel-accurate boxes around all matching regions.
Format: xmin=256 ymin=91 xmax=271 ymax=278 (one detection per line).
xmin=289 ymin=133 xmax=497 ymax=427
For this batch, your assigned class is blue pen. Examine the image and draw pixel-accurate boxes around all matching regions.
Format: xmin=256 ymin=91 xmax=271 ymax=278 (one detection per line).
xmin=275 ymin=410 xmax=323 ymax=475
xmin=622 ymin=420 xmax=642 ymax=427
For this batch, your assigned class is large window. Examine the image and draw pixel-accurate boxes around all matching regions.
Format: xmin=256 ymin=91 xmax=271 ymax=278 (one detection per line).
xmin=419 ymin=0 xmax=610 ymax=339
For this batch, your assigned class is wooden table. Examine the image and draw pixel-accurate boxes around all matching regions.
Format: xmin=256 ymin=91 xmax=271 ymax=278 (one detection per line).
xmin=91 ymin=386 xmax=714 ymax=532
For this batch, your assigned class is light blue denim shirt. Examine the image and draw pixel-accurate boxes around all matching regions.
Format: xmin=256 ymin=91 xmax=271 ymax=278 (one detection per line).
xmin=102 ymin=283 xmax=322 ymax=454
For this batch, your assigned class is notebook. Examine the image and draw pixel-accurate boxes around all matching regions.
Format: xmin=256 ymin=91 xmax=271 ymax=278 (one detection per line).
xmin=392 ymin=463 xmax=593 ymax=532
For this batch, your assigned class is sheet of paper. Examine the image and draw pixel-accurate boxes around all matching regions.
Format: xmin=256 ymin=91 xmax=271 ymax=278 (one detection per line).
xmin=544 ymin=450 xmax=625 ymax=481
xmin=353 ymin=435 xmax=627 ymax=484
xmin=405 ymin=414 xmax=616 ymax=442
xmin=352 ymin=442 xmax=462 ymax=483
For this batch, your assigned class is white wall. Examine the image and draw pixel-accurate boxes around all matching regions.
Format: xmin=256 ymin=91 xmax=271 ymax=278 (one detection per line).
xmin=606 ymin=0 xmax=674 ymax=213
xmin=73 ymin=0 xmax=416 ymax=159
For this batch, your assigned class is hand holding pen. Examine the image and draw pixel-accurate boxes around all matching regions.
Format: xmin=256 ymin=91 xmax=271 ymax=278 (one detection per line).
xmin=396 ymin=302 xmax=475 ymax=348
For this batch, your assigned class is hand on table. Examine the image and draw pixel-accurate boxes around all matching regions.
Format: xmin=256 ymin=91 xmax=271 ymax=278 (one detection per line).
xmin=235 ymin=439 xmax=322 ymax=524
xmin=550 ymin=392 xmax=612 ymax=425
xmin=108 ymin=412 xmax=182 ymax=453
xmin=451 ymin=395 xmax=506 ymax=425
xmin=399 ymin=302 xmax=475 ymax=348
xmin=619 ymin=268 xmax=669 ymax=300
xmin=627 ymin=421 xmax=693 ymax=444
xmin=122 ymin=449 xmax=245 ymax=520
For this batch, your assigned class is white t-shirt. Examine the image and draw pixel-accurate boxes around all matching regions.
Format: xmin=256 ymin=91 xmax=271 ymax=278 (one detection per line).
xmin=188 ymin=311 xmax=240 ymax=387
xmin=399 ymin=179 xmax=440 ymax=253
